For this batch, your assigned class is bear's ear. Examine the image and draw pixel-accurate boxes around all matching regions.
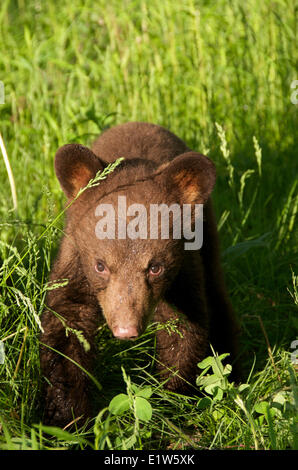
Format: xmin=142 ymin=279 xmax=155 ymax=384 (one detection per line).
xmin=158 ymin=151 xmax=216 ymax=205
xmin=55 ymin=144 xmax=106 ymax=198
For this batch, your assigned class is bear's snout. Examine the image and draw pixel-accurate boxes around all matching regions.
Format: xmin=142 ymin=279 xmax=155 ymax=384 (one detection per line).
xmin=97 ymin=276 xmax=152 ymax=341
xmin=113 ymin=325 xmax=139 ymax=340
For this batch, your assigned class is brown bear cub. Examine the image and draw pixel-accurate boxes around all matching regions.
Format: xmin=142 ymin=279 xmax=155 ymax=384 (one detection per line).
xmin=40 ymin=122 xmax=240 ymax=427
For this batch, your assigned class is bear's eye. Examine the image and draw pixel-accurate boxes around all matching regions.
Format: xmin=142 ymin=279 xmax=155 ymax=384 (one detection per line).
xmin=95 ymin=261 xmax=107 ymax=274
xmin=148 ymin=263 xmax=163 ymax=277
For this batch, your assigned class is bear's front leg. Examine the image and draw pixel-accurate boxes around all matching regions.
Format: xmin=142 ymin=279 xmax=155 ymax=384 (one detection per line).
xmin=40 ymin=302 xmax=100 ymax=427
xmin=154 ymin=301 xmax=209 ymax=393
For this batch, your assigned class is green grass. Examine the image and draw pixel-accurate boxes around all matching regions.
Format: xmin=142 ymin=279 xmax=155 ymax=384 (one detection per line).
xmin=0 ymin=0 xmax=297 ymax=450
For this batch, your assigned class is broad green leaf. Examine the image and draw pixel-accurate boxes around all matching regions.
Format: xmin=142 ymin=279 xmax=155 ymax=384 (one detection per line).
xmin=197 ymin=397 xmax=212 ymax=409
xmin=135 ymin=397 xmax=152 ymax=422
xmin=254 ymin=401 xmax=270 ymax=415
xmin=212 ymin=409 xmax=225 ymax=420
xmin=109 ymin=393 xmax=130 ymax=416
xmin=115 ymin=434 xmax=137 ymax=450
xmin=211 ymin=357 xmax=225 ymax=376
xmin=197 ymin=356 xmax=214 ymax=369
xmin=131 ymin=384 xmax=153 ymax=399
xmin=135 ymin=386 xmax=153 ymax=399
xmin=205 ymin=383 xmax=222 ymax=396
xmin=213 ymin=386 xmax=224 ymax=401
xmin=238 ymin=383 xmax=250 ymax=393
xmin=218 ymin=353 xmax=231 ymax=362
xmin=273 ymin=391 xmax=288 ymax=405
xmin=198 ymin=373 xmax=220 ymax=388
xmin=223 ymin=364 xmax=232 ymax=376
xmin=123 ymin=434 xmax=137 ymax=449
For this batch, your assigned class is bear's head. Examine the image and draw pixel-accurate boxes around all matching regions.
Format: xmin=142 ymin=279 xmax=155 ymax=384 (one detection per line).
xmin=54 ymin=143 xmax=216 ymax=340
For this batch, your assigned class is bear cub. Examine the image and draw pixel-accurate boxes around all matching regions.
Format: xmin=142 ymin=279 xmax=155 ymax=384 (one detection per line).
xmin=40 ymin=122 xmax=240 ymax=426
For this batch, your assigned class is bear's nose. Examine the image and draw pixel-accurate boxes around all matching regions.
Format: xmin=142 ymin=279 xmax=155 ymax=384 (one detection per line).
xmin=113 ymin=326 xmax=139 ymax=340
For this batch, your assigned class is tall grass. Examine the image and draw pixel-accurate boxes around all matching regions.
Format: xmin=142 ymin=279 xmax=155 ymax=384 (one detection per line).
xmin=0 ymin=0 xmax=297 ymax=450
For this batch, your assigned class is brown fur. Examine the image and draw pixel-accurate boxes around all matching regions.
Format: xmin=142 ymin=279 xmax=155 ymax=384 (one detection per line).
xmin=40 ymin=122 xmax=240 ymax=427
